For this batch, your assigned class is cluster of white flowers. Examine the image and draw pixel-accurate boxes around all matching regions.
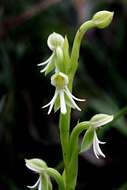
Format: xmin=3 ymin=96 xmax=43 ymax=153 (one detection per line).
xmin=38 ymin=32 xmax=114 ymax=159
xmin=38 ymin=33 xmax=85 ymax=115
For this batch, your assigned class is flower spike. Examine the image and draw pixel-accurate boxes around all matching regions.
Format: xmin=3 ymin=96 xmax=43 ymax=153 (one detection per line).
xmin=42 ymin=72 xmax=85 ymax=114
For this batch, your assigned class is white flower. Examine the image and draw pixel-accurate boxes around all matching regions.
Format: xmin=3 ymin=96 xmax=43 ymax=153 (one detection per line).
xmin=42 ymin=72 xmax=85 ymax=114
xmin=25 ymin=159 xmax=50 ymax=190
xmin=90 ymin=114 xmax=113 ymax=159
xmin=38 ymin=32 xmax=64 ymax=73
xmin=93 ymin=130 xmax=105 ymax=159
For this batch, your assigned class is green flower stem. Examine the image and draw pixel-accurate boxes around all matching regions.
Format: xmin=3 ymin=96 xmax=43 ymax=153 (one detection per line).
xmin=59 ymin=107 xmax=71 ymax=165
xmin=70 ymin=20 xmax=95 ymax=77
xmin=59 ymin=79 xmax=72 ymax=190
xmin=46 ymin=168 xmax=65 ymax=190
xmin=59 ymin=20 xmax=95 ymax=190
xmin=67 ymin=122 xmax=89 ymax=189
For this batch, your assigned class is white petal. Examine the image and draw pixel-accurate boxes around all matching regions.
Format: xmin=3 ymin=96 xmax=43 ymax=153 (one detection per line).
xmin=64 ymin=89 xmax=81 ymax=111
xmin=42 ymin=91 xmax=58 ymax=114
xmin=65 ymin=86 xmax=85 ymax=102
xmin=38 ymin=54 xmax=54 ymax=66
xmin=38 ymin=180 xmax=42 ymax=190
xmin=42 ymin=91 xmax=58 ymax=109
xmin=47 ymin=91 xmax=58 ymax=114
xmin=27 ymin=177 xmax=40 ymax=189
xmin=93 ymin=131 xmax=105 ymax=158
xmin=93 ymin=136 xmax=99 ymax=159
xmin=40 ymin=63 xmax=50 ymax=73
xmin=59 ymin=90 xmax=67 ymax=114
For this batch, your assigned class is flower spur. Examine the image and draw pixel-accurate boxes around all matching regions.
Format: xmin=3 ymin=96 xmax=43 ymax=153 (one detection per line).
xmin=42 ymin=72 xmax=85 ymax=114
xmin=38 ymin=32 xmax=64 ymax=74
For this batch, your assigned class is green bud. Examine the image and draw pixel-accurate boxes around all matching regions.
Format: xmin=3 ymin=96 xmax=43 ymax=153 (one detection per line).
xmin=90 ymin=114 xmax=113 ymax=128
xmin=92 ymin=11 xmax=114 ymax=29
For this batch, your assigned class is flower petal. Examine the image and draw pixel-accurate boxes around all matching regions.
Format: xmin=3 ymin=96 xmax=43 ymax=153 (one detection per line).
xmin=93 ymin=136 xmax=99 ymax=159
xmin=93 ymin=131 xmax=105 ymax=158
xmin=38 ymin=179 xmax=42 ymax=190
xmin=65 ymin=86 xmax=85 ymax=102
xmin=59 ymin=90 xmax=67 ymax=114
xmin=47 ymin=91 xmax=58 ymax=114
xmin=64 ymin=89 xmax=81 ymax=111
xmin=38 ymin=54 xmax=54 ymax=66
xmin=27 ymin=177 xmax=40 ymax=189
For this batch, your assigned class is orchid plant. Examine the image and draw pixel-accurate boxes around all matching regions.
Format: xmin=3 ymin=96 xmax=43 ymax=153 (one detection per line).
xmin=25 ymin=11 xmax=114 ymax=190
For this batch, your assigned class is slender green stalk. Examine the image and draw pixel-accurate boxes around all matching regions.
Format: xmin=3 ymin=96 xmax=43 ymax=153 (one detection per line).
xmin=67 ymin=122 xmax=89 ymax=189
xmin=70 ymin=21 xmax=95 ymax=78
xmin=59 ymin=79 xmax=72 ymax=190
xmin=46 ymin=168 xmax=65 ymax=190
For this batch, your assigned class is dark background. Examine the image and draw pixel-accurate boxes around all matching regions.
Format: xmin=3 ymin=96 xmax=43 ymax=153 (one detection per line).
xmin=0 ymin=0 xmax=127 ymax=189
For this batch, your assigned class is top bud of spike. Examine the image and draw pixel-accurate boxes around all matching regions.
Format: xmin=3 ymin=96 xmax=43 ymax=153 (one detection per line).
xmin=92 ymin=11 xmax=114 ymax=29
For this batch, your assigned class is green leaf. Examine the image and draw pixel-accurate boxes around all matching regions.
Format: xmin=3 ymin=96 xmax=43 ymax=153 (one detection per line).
xmin=80 ymin=127 xmax=94 ymax=152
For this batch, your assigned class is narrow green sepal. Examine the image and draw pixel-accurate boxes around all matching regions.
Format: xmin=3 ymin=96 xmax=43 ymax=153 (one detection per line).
xmin=80 ymin=126 xmax=94 ymax=153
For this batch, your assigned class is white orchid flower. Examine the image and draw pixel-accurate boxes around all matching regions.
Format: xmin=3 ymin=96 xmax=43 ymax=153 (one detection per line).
xmin=25 ymin=159 xmax=51 ymax=190
xmin=38 ymin=32 xmax=64 ymax=73
xmin=90 ymin=114 xmax=113 ymax=159
xmin=42 ymin=72 xmax=85 ymax=114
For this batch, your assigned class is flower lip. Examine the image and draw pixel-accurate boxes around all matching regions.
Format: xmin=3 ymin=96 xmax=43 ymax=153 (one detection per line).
xmin=47 ymin=32 xmax=64 ymax=51
xmin=51 ymin=72 xmax=69 ymax=90
xmin=93 ymin=130 xmax=106 ymax=159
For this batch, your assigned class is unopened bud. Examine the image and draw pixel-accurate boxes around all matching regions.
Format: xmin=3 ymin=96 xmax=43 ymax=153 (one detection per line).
xmin=92 ymin=11 xmax=114 ymax=29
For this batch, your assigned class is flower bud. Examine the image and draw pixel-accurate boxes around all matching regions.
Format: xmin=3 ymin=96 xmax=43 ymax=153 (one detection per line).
xmin=90 ymin=114 xmax=113 ymax=128
xmin=92 ymin=11 xmax=114 ymax=29
xmin=47 ymin=32 xmax=64 ymax=51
